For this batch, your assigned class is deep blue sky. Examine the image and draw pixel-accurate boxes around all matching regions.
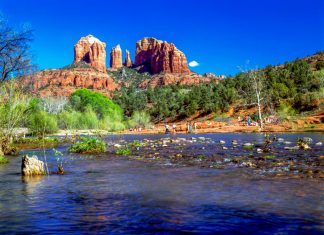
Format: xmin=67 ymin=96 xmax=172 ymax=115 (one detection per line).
xmin=0 ymin=0 xmax=323 ymax=75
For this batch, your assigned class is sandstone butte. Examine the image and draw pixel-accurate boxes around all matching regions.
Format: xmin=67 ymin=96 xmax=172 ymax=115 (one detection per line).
xmin=135 ymin=37 xmax=190 ymax=74
xmin=110 ymin=44 xmax=123 ymax=69
xmin=73 ymin=35 xmax=107 ymax=73
xmin=124 ymin=49 xmax=133 ymax=67
xmin=19 ymin=35 xmax=225 ymax=97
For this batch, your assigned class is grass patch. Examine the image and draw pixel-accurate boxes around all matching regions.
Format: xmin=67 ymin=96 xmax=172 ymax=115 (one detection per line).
xmin=13 ymin=137 xmax=60 ymax=150
xmin=0 ymin=155 xmax=9 ymax=164
xmin=69 ymin=137 xmax=106 ymax=154
xmin=115 ymin=148 xmax=132 ymax=155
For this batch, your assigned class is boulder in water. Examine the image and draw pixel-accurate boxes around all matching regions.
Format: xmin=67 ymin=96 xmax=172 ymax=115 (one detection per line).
xmin=21 ymin=155 xmax=46 ymax=176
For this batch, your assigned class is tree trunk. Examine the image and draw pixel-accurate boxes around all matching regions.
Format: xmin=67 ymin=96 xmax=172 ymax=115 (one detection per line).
xmin=256 ymin=92 xmax=263 ymax=130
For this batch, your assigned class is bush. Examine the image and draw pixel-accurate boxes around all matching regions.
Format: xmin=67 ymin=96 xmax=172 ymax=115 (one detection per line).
xmin=58 ymin=110 xmax=81 ymax=129
xmin=277 ymin=103 xmax=297 ymax=119
xmin=58 ymin=108 xmax=99 ymax=130
xmin=315 ymin=61 xmax=324 ymax=70
xmin=28 ymin=111 xmax=59 ymax=135
xmin=98 ymin=116 xmax=125 ymax=132
xmin=79 ymin=107 xmax=99 ymax=129
xmin=0 ymin=155 xmax=9 ymax=164
xmin=69 ymin=137 xmax=106 ymax=154
xmin=293 ymin=93 xmax=320 ymax=111
xmin=127 ymin=111 xmax=151 ymax=128
xmin=70 ymin=89 xmax=123 ymax=120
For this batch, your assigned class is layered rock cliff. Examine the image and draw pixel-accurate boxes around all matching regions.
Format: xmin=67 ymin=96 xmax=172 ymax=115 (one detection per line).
xmin=73 ymin=35 xmax=107 ymax=72
xmin=22 ymin=68 xmax=118 ymax=97
xmin=135 ymin=38 xmax=190 ymax=74
xmin=110 ymin=44 xmax=123 ymax=69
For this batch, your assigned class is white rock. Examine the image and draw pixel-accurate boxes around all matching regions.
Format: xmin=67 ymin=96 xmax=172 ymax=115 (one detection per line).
xmin=21 ymin=155 xmax=45 ymax=176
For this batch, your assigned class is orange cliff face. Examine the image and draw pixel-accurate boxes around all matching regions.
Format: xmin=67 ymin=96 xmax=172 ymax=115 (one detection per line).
xmin=135 ymin=37 xmax=190 ymax=74
xmin=21 ymin=68 xmax=119 ymax=97
xmin=73 ymin=35 xmax=107 ymax=73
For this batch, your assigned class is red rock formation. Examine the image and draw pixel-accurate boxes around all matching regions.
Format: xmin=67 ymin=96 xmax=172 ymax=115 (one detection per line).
xmin=138 ymin=72 xmax=222 ymax=89
xmin=21 ymin=68 xmax=119 ymax=97
xmin=110 ymin=44 xmax=123 ymax=69
xmin=73 ymin=35 xmax=107 ymax=72
xmin=124 ymin=49 xmax=132 ymax=67
xmin=135 ymin=37 xmax=190 ymax=74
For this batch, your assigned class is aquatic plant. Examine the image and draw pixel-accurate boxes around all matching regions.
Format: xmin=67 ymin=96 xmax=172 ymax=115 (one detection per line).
xmin=69 ymin=137 xmax=106 ymax=154
xmin=0 ymin=155 xmax=8 ymax=164
xmin=264 ymin=155 xmax=276 ymax=160
xmin=115 ymin=147 xmax=132 ymax=155
xmin=128 ymin=140 xmax=145 ymax=147
xmin=53 ymin=148 xmax=64 ymax=174
xmin=243 ymin=145 xmax=253 ymax=150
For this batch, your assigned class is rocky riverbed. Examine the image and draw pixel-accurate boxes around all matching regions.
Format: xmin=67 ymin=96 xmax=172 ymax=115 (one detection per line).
xmin=104 ymin=133 xmax=324 ymax=179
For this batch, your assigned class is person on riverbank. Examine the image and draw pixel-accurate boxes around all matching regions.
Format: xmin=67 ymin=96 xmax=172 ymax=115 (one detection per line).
xmin=247 ymin=116 xmax=251 ymax=126
xmin=165 ymin=124 xmax=170 ymax=134
xmin=172 ymin=124 xmax=177 ymax=134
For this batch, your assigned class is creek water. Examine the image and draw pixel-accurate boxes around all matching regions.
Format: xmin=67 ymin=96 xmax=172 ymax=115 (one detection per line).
xmin=0 ymin=133 xmax=323 ymax=234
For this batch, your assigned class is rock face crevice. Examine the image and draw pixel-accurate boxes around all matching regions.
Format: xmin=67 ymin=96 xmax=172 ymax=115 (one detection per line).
xmin=73 ymin=35 xmax=106 ymax=72
xmin=110 ymin=44 xmax=123 ymax=69
xmin=135 ymin=38 xmax=189 ymax=74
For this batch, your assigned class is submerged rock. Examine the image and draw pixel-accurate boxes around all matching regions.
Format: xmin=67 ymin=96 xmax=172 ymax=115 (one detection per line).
xmin=21 ymin=155 xmax=46 ymax=176
xmin=277 ymin=138 xmax=284 ymax=142
xmin=302 ymin=137 xmax=313 ymax=143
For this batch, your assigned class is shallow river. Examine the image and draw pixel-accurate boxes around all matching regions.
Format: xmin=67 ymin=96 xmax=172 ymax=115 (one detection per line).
xmin=0 ymin=133 xmax=323 ymax=234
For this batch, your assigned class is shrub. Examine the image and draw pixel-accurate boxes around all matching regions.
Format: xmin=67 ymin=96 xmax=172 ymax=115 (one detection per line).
xmin=293 ymin=93 xmax=320 ymax=111
xmin=0 ymin=155 xmax=9 ymax=164
xmin=127 ymin=111 xmax=151 ymax=128
xmin=28 ymin=111 xmax=59 ymax=136
xmin=70 ymin=89 xmax=123 ymax=120
xmin=98 ymin=116 xmax=125 ymax=132
xmin=277 ymin=103 xmax=297 ymax=119
xmin=58 ymin=110 xmax=82 ymax=129
xmin=315 ymin=61 xmax=324 ymax=70
xmin=69 ymin=137 xmax=106 ymax=154
xmin=79 ymin=107 xmax=99 ymax=129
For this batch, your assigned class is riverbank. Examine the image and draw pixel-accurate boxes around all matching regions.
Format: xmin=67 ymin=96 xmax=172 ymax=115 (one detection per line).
xmin=52 ymin=122 xmax=324 ymax=136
